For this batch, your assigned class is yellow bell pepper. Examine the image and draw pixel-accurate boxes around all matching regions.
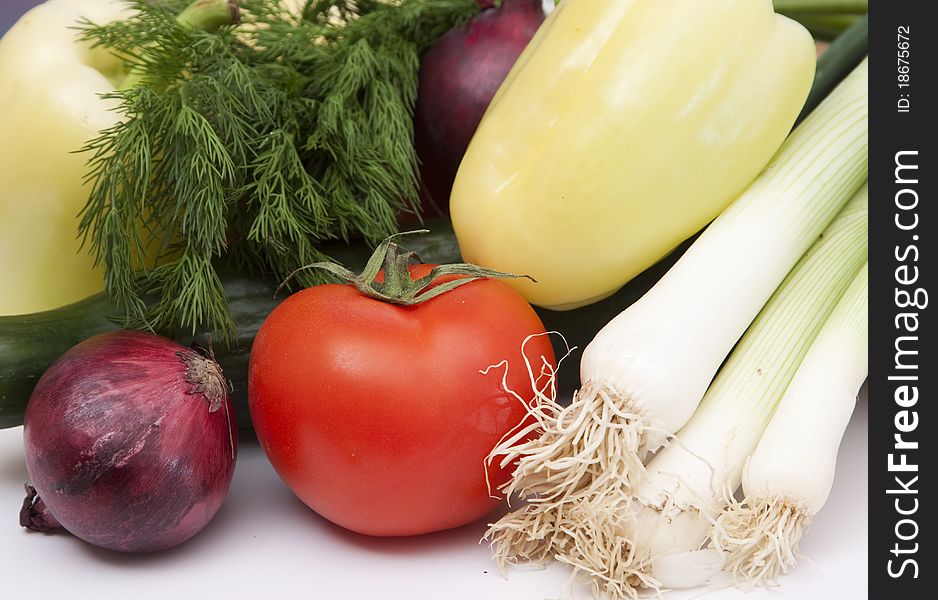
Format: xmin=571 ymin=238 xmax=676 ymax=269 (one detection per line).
xmin=451 ymin=0 xmax=816 ymax=310
xmin=0 ymin=0 xmax=240 ymax=316
xmin=0 ymin=0 xmax=129 ymax=315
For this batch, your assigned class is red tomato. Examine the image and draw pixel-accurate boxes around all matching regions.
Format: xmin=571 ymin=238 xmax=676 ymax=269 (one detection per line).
xmin=248 ymin=264 xmax=555 ymax=536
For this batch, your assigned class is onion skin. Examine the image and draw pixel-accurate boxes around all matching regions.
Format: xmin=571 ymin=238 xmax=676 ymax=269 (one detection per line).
xmin=23 ymin=331 xmax=237 ymax=553
xmin=414 ymin=0 xmax=544 ymax=215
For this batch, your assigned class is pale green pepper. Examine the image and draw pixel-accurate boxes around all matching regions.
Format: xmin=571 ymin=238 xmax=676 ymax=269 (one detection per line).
xmin=0 ymin=0 xmax=128 ymax=315
xmin=451 ymin=0 xmax=817 ymax=310
xmin=0 ymin=0 xmax=240 ymax=315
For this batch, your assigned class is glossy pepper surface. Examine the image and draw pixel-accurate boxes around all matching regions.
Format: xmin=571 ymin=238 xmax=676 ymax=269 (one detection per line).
xmin=0 ymin=0 xmax=128 ymax=314
xmin=451 ymin=0 xmax=816 ymax=310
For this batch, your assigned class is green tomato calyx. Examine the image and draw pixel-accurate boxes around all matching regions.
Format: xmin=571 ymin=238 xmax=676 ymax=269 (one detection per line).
xmin=281 ymin=231 xmax=534 ymax=306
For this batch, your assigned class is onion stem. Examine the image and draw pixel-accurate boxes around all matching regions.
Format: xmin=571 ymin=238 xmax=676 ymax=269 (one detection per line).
xmin=713 ymin=259 xmax=869 ymax=583
xmin=561 ymin=182 xmax=868 ymax=597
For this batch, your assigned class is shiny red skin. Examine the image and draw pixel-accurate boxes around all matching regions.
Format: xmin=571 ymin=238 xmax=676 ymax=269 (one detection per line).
xmin=414 ymin=0 xmax=544 ymax=215
xmin=23 ymin=331 xmax=237 ymax=552
xmin=248 ymin=266 xmax=555 ymax=536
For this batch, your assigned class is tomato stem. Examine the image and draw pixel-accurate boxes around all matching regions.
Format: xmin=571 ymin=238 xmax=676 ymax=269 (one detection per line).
xmin=279 ymin=231 xmax=534 ymax=305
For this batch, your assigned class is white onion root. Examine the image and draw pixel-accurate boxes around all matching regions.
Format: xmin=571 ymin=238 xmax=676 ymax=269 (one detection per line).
xmin=711 ymin=495 xmax=811 ymax=584
xmin=483 ymin=335 xmax=662 ymax=574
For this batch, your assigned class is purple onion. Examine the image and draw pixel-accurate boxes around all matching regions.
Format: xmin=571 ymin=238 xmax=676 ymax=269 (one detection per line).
xmin=22 ymin=331 xmax=237 ymax=553
xmin=414 ymin=0 xmax=546 ymax=215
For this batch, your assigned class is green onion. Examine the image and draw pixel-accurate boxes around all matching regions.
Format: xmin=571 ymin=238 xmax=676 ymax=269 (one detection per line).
xmin=559 ymin=183 xmax=869 ymax=597
xmin=713 ymin=256 xmax=868 ymax=583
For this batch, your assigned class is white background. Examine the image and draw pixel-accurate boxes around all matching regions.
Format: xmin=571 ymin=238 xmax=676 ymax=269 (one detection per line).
xmin=0 ymin=391 xmax=866 ymax=599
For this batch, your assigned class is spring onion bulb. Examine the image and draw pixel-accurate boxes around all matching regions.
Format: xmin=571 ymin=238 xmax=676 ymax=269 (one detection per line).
xmin=486 ymin=59 xmax=869 ymax=565
xmin=712 ymin=261 xmax=869 ymax=583
xmin=559 ymin=186 xmax=869 ymax=597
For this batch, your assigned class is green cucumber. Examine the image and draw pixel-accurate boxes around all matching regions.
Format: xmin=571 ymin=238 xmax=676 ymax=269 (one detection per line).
xmin=0 ymin=275 xmax=274 ymax=429
xmin=0 ymin=224 xmax=681 ymax=429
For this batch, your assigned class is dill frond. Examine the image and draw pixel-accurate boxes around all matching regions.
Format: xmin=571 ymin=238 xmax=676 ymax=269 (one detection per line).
xmin=77 ymin=0 xmax=479 ymax=339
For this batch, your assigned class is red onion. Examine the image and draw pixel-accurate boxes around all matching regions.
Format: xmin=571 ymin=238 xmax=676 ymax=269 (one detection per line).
xmin=21 ymin=331 xmax=237 ymax=553
xmin=414 ymin=0 xmax=546 ymax=215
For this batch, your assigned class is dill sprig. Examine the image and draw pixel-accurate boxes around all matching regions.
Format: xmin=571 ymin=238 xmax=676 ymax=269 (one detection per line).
xmin=77 ymin=0 xmax=479 ymax=339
